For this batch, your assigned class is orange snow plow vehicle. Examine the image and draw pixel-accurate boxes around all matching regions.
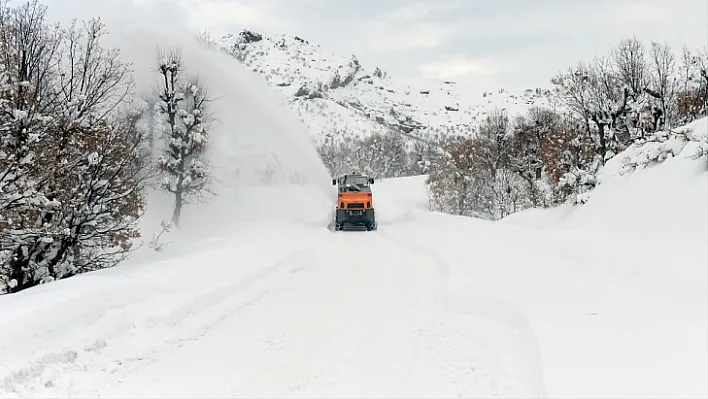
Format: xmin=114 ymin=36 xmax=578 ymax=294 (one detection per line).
xmin=332 ymin=171 xmax=377 ymax=231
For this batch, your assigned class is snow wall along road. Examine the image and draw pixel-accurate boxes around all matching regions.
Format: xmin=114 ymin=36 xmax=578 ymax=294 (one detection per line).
xmin=44 ymin=0 xmax=335 ymax=240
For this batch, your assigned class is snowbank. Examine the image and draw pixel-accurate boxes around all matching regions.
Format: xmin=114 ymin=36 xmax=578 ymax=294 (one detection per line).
xmin=375 ymin=120 xmax=707 ymax=397
xmin=380 ymin=173 xmax=707 ymax=397
xmin=0 ymin=224 xmax=330 ymax=397
xmin=372 ymin=175 xmax=430 ymax=225
xmin=503 ymin=117 xmax=708 ymax=238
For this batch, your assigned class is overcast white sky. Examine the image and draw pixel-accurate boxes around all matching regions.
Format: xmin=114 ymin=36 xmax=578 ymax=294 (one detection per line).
xmin=178 ymin=0 xmax=707 ymax=92
xmin=34 ymin=0 xmax=708 ymax=92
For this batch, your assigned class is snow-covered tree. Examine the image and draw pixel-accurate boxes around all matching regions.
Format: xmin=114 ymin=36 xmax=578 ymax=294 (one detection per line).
xmin=353 ymin=130 xmax=407 ymax=178
xmin=676 ymin=46 xmax=708 ymax=124
xmin=317 ymin=130 xmax=411 ymax=179
xmin=0 ymin=1 xmax=148 ymax=293
xmin=426 ymin=135 xmax=479 ymax=216
xmin=611 ymin=36 xmax=647 ymax=99
xmin=646 ymin=41 xmax=678 ymax=129
xmin=552 ymin=58 xmax=627 ymax=162
xmin=426 ymin=110 xmax=523 ymax=220
xmin=505 ymin=112 xmax=547 ymax=206
xmin=153 ymin=48 xmax=213 ymax=228
xmin=318 ymin=133 xmax=355 ymax=177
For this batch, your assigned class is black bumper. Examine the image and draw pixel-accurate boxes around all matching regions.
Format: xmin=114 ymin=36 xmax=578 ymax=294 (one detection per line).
xmin=335 ymin=208 xmax=375 ymax=225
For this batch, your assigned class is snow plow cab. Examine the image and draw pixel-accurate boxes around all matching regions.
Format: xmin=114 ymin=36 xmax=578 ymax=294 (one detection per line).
xmin=332 ymin=171 xmax=377 ymax=231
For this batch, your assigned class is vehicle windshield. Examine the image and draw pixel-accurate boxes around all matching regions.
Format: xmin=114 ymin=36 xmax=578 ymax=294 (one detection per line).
xmin=338 ymin=175 xmax=370 ymax=192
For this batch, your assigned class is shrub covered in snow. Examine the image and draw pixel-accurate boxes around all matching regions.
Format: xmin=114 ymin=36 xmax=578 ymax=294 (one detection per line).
xmin=598 ymin=117 xmax=708 ymax=182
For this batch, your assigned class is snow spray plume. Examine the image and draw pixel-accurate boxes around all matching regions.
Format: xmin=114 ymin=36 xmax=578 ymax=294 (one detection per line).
xmin=42 ymin=0 xmax=334 ymax=238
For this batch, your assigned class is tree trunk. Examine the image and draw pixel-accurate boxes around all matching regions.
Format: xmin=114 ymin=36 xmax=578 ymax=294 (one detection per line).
xmin=172 ymin=191 xmax=183 ymax=228
xmin=458 ymin=180 xmax=467 ymax=215
xmin=172 ymin=155 xmax=186 ymax=228
xmin=595 ymin=121 xmax=607 ymax=164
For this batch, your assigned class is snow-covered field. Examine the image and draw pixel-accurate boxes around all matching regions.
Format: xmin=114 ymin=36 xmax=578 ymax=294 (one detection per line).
xmin=1 ymin=1 xmax=706 ymax=397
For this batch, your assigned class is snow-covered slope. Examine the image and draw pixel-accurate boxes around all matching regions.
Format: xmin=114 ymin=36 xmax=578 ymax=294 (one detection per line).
xmin=217 ymin=30 xmax=559 ymax=144
xmin=503 ymin=116 xmax=708 ymax=232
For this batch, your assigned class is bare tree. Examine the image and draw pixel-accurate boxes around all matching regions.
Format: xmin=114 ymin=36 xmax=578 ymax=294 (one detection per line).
xmin=1 ymin=0 xmax=147 ymax=293
xmin=426 ymin=135 xmax=479 ymax=216
xmin=551 ymin=62 xmax=594 ymax=146
xmin=318 ymin=134 xmax=355 ymax=177
xmin=154 ymin=48 xmax=214 ymax=228
xmin=612 ymin=36 xmax=647 ymax=98
xmin=195 ymin=29 xmax=218 ymax=49
xmin=506 ymin=111 xmax=546 ymax=206
xmin=0 ymin=0 xmax=62 ymax=118
xmin=553 ymin=57 xmax=630 ymax=161
xmin=694 ymin=47 xmax=708 ymax=118
xmin=646 ymin=41 xmax=677 ymax=129
xmin=474 ymin=107 xmax=510 ymax=177
xmin=0 ymin=0 xmax=61 ymax=219
xmin=676 ymin=46 xmax=708 ymax=123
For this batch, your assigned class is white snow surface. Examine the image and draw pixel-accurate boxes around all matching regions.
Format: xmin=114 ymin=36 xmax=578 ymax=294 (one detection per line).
xmin=1 ymin=125 xmax=706 ymax=397
xmin=1 ymin=2 xmax=706 ymax=397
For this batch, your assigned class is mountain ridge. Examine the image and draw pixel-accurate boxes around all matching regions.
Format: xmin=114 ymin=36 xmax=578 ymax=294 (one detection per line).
xmin=213 ymin=29 xmax=561 ymax=146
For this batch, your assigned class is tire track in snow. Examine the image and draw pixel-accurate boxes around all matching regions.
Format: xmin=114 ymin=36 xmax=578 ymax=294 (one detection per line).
xmin=0 ymin=246 xmax=320 ymax=398
xmin=4 ymin=222 xmax=542 ymax=398
xmin=377 ymin=228 xmax=547 ymax=397
xmin=249 ymin=231 xmax=507 ymax=398
xmin=277 ymin=231 xmax=452 ymax=398
xmin=376 ymin=229 xmax=502 ymax=397
xmin=96 ymin=230 xmax=502 ymax=398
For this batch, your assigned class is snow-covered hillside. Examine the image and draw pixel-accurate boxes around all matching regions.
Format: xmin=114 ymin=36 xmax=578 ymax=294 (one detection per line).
xmin=217 ymin=30 xmax=559 ymax=144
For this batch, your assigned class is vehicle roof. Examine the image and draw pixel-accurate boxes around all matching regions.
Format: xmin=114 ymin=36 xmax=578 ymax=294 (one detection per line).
xmin=338 ymin=172 xmax=369 ymax=177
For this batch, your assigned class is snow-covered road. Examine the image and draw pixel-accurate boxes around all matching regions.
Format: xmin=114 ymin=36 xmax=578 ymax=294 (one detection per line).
xmin=0 ymin=177 xmax=547 ymax=398
xmin=96 ymin=228 xmax=543 ymax=398
xmin=1 ymin=154 xmax=705 ymax=398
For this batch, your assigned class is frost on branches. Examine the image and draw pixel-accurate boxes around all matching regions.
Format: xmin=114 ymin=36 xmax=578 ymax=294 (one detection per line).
xmin=426 ymin=109 xmax=545 ymax=220
xmin=425 ymin=105 xmax=610 ymax=218
xmin=317 ymin=129 xmax=422 ymax=179
xmin=0 ymin=0 xmax=148 ymax=294
xmin=425 ymin=37 xmax=706 ymax=219
xmin=351 ymin=130 xmax=408 ymax=178
xmin=550 ymin=36 xmax=707 ymax=204
xmin=153 ymin=48 xmax=214 ymax=228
